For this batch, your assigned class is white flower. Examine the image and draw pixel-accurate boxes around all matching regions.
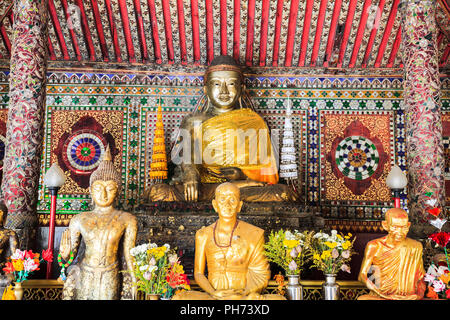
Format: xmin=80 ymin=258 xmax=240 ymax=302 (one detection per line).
xmin=429 ymin=218 xmax=447 ymax=230
xmin=139 ymin=265 xmax=149 ymax=272
xmin=149 ymin=257 xmax=156 ymax=266
xmin=148 ymin=243 xmax=158 ymax=249
xmin=285 ymin=230 xmax=295 ymax=241
xmin=148 ymin=265 xmax=158 ymax=273
xmin=143 ymin=271 xmax=152 ymax=280
xmin=168 ymin=254 xmax=178 ymax=264
xmin=432 ymin=280 xmax=446 ymax=292
xmin=164 ymin=244 xmax=171 ymax=250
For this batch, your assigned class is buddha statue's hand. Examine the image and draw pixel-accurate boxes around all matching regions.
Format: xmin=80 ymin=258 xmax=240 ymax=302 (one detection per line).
xmin=59 ymin=229 xmax=72 ymax=260
xmin=210 ymin=167 xmax=245 ymax=181
xmin=211 ymin=289 xmax=245 ymax=300
xmin=184 ymin=180 xmax=198 ymax=201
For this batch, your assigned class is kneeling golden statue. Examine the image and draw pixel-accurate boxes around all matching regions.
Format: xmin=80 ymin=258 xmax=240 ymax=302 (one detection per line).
xmin=59 ymin=147 xmax=138 ymax=300
xmin=173 ymin=182 xmax=285 ymax=300
xmin=147 ymin=55 xmax=297 ymax=203
xmin=358 ymin=208 xmax=426 ymax=300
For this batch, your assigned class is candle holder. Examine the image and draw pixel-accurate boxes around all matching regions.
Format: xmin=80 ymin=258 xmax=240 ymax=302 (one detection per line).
xmin=43 ymin=163 xmax=66 ymax=279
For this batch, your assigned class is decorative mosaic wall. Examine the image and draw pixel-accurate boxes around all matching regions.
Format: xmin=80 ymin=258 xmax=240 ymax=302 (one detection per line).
xmin=0 ymin=71 xmax=448 ymax=229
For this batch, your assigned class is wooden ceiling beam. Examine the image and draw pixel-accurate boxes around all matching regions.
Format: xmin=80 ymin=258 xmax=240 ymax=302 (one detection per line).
xmin=258 ymin=0 xmax=270 ymax=66
xmin=147 ymin=0 xmax=162 ymax=64
xmin=60 ymin=0 xmax=82 ymax=61
xmin=117 ymin=0 xmax=136 ymax=63
xmin=361 ymin=0 xmax=386 ymax=68
xmin=284 ymin=0 xmax=300 ymax=67
xmin=205 ymin=0 xmax=214 ymax=64
xmin=74 ymin=0 xmax=96 ymax=61
xmin=132 ymin=0 xmax=149 ymax=63
xmin=220 ymin=0 xmax=227 ymax=56
xmin=191 ymin=0 xmax=201 ymax=64
xmin=272 ymin=0 xmax=284 ymax=66
xmin=323 ymin=0 xmax=343 ymax=67
xmin=89 ymin=0 xmax=110 ymax=62
xmin=374 ymin=0 xmax=399 ymax=68
xmin=348 ymin=0 xmax=372 ymax=68
xmin=161 ymin=0 xmax=174 ymax=64
xmin=104 ymin=0 xmax=122 ymax=62
xmin=336 ymin=0 xmax=357 ymax=68
xmin=297 ymin=0 xmax=313 ymax=67
xmin=386 ymin=25 xmax=401 ymax=68
xmin=245 ymin=0 xmax=256 ymax=66
xmin=176 ymin=0 xmax=187 ymax=65
xmin=310 ymin=0 xmax=328 ymax=67
xmin=232 ymin=0 xmax=240 ymax=62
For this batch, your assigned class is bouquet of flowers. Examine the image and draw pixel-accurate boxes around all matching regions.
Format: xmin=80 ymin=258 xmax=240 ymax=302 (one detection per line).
xmin=424 ymin=208 xmax=450 ymax=299
xmin=424 ymin=263 xmax=450 ymax=299
xmin=2 ymin=248 xmax=53 ymax=283
xmin=264 ymin=229 xmax=313 ymax=276
xmin=307 ymin=230 xmax=356 ymax=275
xmin=129 ymin=242 xmax=190 ymax=299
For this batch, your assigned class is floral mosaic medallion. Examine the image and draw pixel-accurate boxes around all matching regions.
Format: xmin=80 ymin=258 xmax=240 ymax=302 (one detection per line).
xmin=51 ymin=110 xmax=124 ymax=194
xmin=321 ymin=111 xmax=393 ymax=202
xmin=62 ymin=130 xmax=107 ymax=173
xmin=335 ymin=136 xmax=380 ymax=181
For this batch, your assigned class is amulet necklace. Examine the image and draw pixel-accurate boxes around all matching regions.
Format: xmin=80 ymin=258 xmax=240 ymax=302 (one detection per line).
xmin=213 ymin=219 xmax=239 ymax=248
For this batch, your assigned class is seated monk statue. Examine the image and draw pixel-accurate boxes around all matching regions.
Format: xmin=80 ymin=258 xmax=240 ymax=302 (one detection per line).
xmin=147 ymin=55 xmax=297 ymax=202
xmin=59 ymin=146 xmax=138 ymax=300
xmin=358 ymin=208 xmax=426 ymax=300
xmin=0 ymin=202 xmax=18 ymax=297
xmin=172 ymin=182 xmax=286 ymax=300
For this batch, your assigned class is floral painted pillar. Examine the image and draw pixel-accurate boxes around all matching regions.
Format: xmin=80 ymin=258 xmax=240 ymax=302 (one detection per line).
xmin=1 ymin=0 xmax=48 ymax=247
xmin=400 ymin=0 xmax=446 ymax=226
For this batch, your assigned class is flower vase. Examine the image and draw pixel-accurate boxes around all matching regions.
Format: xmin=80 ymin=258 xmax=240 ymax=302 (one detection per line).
xmin=145 ymin=293 xmax=160 ymax=300
xmin=286 ymin=275 xmax=303 ymax=300
xmin=322 ymin=274 xmax=339 ymax=300
xmin=14 ymin=282 xmax=24 ymax=300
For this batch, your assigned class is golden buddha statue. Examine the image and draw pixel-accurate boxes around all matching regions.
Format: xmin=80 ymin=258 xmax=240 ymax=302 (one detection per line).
xmin=358 ymin=208 xmax=426 ymax=300
xmin=147 ymin=55 xmax=297 ymax=202
xmin=59 ymin=146 xmax=138 ymax=300
xmin=172 ymin=182 xmax=285 ymax=300
xmin=0 ymin=203 xmax=18 ymax=296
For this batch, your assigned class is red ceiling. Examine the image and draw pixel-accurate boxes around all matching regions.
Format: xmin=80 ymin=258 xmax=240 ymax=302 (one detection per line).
xmin=0 ymin=0 xmax=449 ymax=70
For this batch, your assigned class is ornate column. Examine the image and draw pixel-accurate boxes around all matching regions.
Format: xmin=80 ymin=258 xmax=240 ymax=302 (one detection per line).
xmin=400 ymin=0 xmax=446 ymax=228
xmin=1 ymin=0 xmax=48 ymax=247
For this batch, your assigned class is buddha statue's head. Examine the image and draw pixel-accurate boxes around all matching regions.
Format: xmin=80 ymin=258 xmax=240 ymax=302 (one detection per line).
xmin=212 ymin=182 xmax=243 ymax=221
xmin=382 ymin=208 xmax=411 ymax=243
xmin=204 ymin=55 xmax=244 ymax=111
xmin=89 ymin=145 xmax=121 ymax=208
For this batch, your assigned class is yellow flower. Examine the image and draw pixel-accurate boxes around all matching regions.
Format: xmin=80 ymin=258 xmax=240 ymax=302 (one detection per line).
xmin=173 ymin=263 xmax=184 ymax=274
xmin=344 ymin=233 xmax=352 ymax=239
xmin=336 ymin=234 xmax=343 ymax=240
xmin=313 ymin=253 xmax=321 ymax=261
xmin=12 ymin=259 xmax=23 ymax=272
xmin=324 ymin=241 xmax=337 ymax=249
xmin=283 ymin=239 xmax=299 ymax=249
xmin=342 ymin=241 xmax=352 ymax=250
xmin=321 ymin=250 xmax=331 ymax=260
xmin=439 ymin=273 xmax=450 ymax=284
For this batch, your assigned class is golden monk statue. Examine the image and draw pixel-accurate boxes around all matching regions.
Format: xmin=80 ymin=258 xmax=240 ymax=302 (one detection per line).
xmin=358 ymin=208 xmax=426 ymax=300
xmin=147 ymin=55 xmax=297 ymax=202
xmin=59 ymin=146 xmax=138 ymax=300
xmin=173 ymin=182 xmax=285 ymax=300
xmin=0 ymin=203 xmax=18 ymax=297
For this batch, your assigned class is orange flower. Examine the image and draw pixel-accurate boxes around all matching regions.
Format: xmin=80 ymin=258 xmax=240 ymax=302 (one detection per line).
xmin=2 ymin=261 xmax=14 ymax=274
xmin=426 ymin=286 xmax=439 ymax=300
xmin=12 ymin=259 xmax=23 ymax=272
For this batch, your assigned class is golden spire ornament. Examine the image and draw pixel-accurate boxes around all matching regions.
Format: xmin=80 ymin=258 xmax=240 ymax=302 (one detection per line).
xmin=149 ymin=100 xmax=168 ymax=183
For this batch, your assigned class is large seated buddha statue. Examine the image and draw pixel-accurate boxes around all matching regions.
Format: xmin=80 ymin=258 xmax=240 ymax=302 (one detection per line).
xmin=147 ymin=55 xmax=297 ymax=202
xmin=172 ymin=182 xmax=286 ymax=300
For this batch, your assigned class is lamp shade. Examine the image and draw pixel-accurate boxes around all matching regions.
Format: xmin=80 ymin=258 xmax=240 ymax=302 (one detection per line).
xmin=43 ymin=163 xmax=66 ymax=188
xmin=386 ymin=164 xmax=407 ymax=190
